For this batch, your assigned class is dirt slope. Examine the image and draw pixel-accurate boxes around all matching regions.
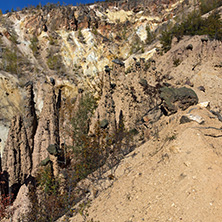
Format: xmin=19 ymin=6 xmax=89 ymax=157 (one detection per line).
xmin=65 ymin=34 xmax=222 ymax=222
xmin=70 ymin=105 xmax=222 ymax=222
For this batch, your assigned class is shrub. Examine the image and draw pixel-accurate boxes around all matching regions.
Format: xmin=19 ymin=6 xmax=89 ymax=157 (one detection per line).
xmin=160 ymin=29 xmax=173 ymax=52
xmin=71 ymin=93 xmax=97 ymax=145
xmin=29 ymin=35 xmax=39 ymax=55
xmin=145 ymin=25 xmax=156 ymax=44
xmin=78 ymin=28 xmax=85 ymax=43
xmin=27 ymin=165 xmax=72 ymax=221
xmin=200 ymin=0 xmax=222 ymax=14
xmin=47 ymin=54 xmax=63 ymax=70
xmin=173 ymin=57 xmax=181 ymax=67
xmin=1 ymin=48 xmax=19 ymax=74
xmin=36 ymin=164 xmax=57 ymax=195
xmin=48 ymin=35 xmax=58 ymax=45
xmin=0 ymin=194 xmax=11 ymax=220
xmin=130 ymin=36 xmax=143 ymax=54
xmin=9 ymin=34 xmax=18 ymax=44
xmin=92 ymin=26 xmax=98 ymax=36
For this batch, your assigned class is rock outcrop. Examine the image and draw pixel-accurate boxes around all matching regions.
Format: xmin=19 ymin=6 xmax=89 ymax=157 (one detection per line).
xmin=2 ymin=115 xmax=32 ymax=198
xmin=160 ymin=87 xmax=198 ymax=115
xmin=32 ymin=84 xmax=60 ymax=176
xmin=91 ymin=60 xmax=162 ymax=140
xmin=23 ymin=82 xmax=37 ymax=153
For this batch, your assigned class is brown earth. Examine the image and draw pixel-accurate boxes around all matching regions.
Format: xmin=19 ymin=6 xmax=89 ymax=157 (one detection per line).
xmin=70 ymin=106 xmax=222 ymax=222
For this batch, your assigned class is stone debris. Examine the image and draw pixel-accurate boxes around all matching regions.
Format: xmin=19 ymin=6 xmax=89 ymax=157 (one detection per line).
xmin=180 ymin=113 xmax=205 ymax=124
xmin=197 ymin=101 xmax=210 ymax=109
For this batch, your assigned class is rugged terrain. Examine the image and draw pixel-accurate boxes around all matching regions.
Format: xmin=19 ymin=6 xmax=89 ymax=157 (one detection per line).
xmin=69 ymin=106 xmax=222 ymax=222
xmin=60 ymin=34 xmax=222 ymax=222
xmin=0 ymin=0 xmax=222 ymax=221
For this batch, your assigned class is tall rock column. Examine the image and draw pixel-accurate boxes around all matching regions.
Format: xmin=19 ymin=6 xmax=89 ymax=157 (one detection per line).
xmin=2 ymin=115 xmax=32 ymax=198
xmin=90 ymin=66 xmax=117 ymax=135
xmin=23 ymin=82 xmax=37 ymax=153
xmin=32 ymin=84 xmax=60 ymax=176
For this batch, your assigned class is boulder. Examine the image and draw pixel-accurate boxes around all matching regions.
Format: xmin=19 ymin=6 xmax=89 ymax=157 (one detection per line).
xmin=139 ymin=79 xmax=148 ymax=88
xmin=100 ymin=119 xmax=109 ymax=129
xmin=160 ymin=87 xmax=198 ymax=115
xmin=143 ymin=107 xmax=162 ymax=124
xmin=186 ymin=44 xmax=193 ymax=50
xmin=180 ymin=114 xmax=204 ymax=124
xmin=112 ymin=59 xmax=125 ymax=67
xmin=40 ymin=157 xmax=51 ymax=167
xmin=198 ymin=86 xmax=205 ymax=92
xmin=180 ymin=115 xmax=192 ymax=124
xmin=47 ymin=144 xmax=59 ymax=156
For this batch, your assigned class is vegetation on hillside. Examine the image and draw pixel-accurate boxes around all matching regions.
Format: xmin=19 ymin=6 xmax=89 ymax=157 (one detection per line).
xmin=200 ymin=0 xmax=222 ymax=14
xmin=160 ymin=10 xmax=222 ymax=52
xmin=29 ymin=36 xmax=39 ymax=56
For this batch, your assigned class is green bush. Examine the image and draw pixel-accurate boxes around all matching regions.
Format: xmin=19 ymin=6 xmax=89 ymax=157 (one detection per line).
xmin=173 ymin=57 xmax=181 ymax=67
xmin=36 ymin=164 xmax=57 ymax=195
xmin=145 ymin=25 xmax=156 ymax=44
xmin=160 ymin=29 xmax=173 ymax=52
xmin=130 ymin=37 xmax=144 ymax=54
xmin=47 ymin=54 xmax=63 ymax=70
xmin=9 ymin=33 xmax=18 ymax=44
xmin=48 ymin=35 xmax=58 ymax=45
xmin=200 ymin=0 xmax=222 ymax=14
xmin=1 ymin=48 xmax=19 ymax=73
xmin=69 ymin=93 xmax=105 ymax=179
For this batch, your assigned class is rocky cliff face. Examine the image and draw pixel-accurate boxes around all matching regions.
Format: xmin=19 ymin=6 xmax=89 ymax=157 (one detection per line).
xmin=0 ymin=80 xmax=61 ymax=201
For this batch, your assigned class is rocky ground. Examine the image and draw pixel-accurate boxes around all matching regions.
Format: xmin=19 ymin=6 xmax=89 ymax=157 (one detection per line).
xmin=0 ymin=0 xmax=222 ymax=221
xmin=69 ymin=105 xmax=222 ymax=222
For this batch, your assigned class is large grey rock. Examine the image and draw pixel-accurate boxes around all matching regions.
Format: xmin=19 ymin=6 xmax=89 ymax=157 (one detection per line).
xmin=47 ymin=144 xmax=59 ymax=156
xmin=160 ymin=87 xmax=198 ymax=115
xmin=100 ymin=119 xmax=109 ymax=129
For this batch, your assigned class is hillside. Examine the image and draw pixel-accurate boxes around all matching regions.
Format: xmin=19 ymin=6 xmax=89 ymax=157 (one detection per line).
xmin=69 ymin=106 xmax=222 ymax=222
xmin=60 ymin=34 xmax=222 ymax=222
xmin=0 ymin=0 xmax=222 ymax=221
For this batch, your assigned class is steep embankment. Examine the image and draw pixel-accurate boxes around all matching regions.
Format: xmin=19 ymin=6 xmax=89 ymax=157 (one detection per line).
xmin=69 ymin=103 xmax=222 ymax=222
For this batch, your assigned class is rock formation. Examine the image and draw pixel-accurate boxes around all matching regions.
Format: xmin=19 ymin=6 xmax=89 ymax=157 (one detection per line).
xmin=32 ymin=84 xmax=60 ymax=177
xmin=0 ymin=1 xmax=221 ymax=221
xmin=23 ymin=82 xmax=37 ymax=153
xmin=1 ymin=115 xmax=32 ymax=198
